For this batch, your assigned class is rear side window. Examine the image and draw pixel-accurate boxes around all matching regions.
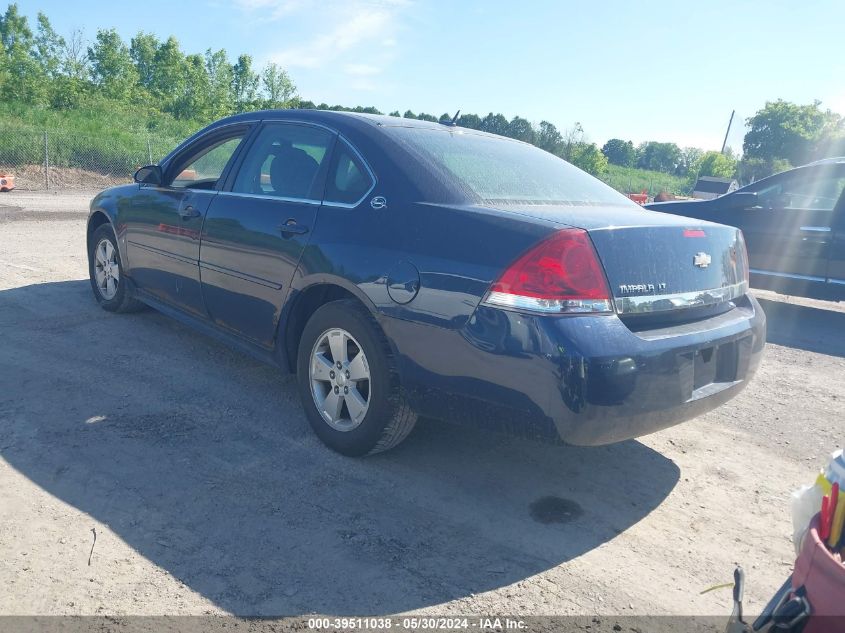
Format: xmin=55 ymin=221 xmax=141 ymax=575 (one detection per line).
xmin=232 ymin=123 xmax=334 ymax=200
xmin=324 ymin=140 xmax=374 ymax=205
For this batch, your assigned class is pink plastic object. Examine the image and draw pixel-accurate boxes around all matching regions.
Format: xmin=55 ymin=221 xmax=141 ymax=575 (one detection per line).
xmin=792 ymin=515 xmax=845 ymax=632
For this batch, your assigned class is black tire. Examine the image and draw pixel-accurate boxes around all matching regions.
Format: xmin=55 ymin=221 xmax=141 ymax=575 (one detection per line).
xmin=88 ymin=224 xmax=145 ymax=313
xmin=296 ymin=299 xmax=417 ymax=456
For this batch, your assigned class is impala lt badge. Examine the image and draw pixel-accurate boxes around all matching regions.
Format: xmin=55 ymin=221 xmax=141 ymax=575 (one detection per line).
xmin=693 ymin=252 xmax=712 ymax=268
xmin=618 ymin=282 xmax=667 ymax=295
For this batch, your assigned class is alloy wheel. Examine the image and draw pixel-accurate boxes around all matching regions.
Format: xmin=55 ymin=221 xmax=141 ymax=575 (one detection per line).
xmin=94 ymin=238 xmax=119 ymax=300
xmin=309 ymin=328 xmax=371 ymax=431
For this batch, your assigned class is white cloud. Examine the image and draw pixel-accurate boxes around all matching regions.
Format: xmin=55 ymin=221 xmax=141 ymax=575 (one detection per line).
xmin=235 ymin=0 xmax=410 ymax=77
xmin=232 ymin=0 xmax=308 ymax=20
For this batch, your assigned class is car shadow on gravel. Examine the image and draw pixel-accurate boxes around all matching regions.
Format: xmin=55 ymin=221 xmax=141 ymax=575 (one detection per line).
xmin=757 ymin=297 xmax=845 ymax=358
xmin=0 ymin=280 xmax=680 ymax=615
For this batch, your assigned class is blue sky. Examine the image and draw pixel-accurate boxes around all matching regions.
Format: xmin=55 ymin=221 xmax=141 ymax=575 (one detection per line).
xmin=19 ymin=0 xmax=845 ymax=152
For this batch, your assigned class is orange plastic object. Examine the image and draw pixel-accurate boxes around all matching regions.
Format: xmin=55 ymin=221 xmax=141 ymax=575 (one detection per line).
xmin=626 ymin=191 xmax=648 ymax=205
xmin=0 ymin=174 xmax=16 ymax=191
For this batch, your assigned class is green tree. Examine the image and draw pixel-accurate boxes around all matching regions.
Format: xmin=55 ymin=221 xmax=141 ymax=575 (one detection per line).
xmin=88 ymin=28 xmax=137 ymax=101
xmin=205 ymin=48 xmax=233 ymax=118
xmin=744 ymin=99 xmax=842 ymax=165
xmin=34 ymin=12 xmax=64 ymax=79
xmin=457 ymin=113 xmax=482 ymax=129
xmin=402 ymin=110 xmax=417 ymax=119
xmin=47 ymin=28 xmax=89 ymax=109
xmin=571 ymin=142 xmax=608 ymax=177
xmin=0 ymin=4 xmax=46 ymax=104
xmin=637 ymin=141 xmax=682 ymax=173
xmin=601 ymin=138 xmax=636 ymax=166
xmin=507 ymin=116 xmax=535 ymax=143
xmin=231 ymin=54 xmax=259 ymax=110
xmin=559 ymin=122 xmax=585 ymax=161
xmin=172 ymin=52 xmax=211 ymax=119
xmin=61 ymin=28 xmax=88 ymax=80
xmin=737 ymin=157 xmax=792 ymax=183
xmin=151 ymin=36 xmax=185 ymax=110
xmin=388 ymin=110 xmax=401 ymax=117
xmin=261 ymin=62 xmax=296 ymax=107
xmin=130 ymin=31 xmax=160 ymax=91
xmin=677 ymin=146 xmax=704 ymax=176
xmin=480 ymin=112 xmax=509 ymax=136
xmin=535 ymin=120 xmax=562 ymax=154
xmin=694 ymin=151 xmax=737 ymax=179
xmin=416 ymin=112 xmax=438 ymax=122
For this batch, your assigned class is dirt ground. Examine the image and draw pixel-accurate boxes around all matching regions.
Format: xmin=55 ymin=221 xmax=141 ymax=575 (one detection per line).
xmin=0 ymin=189 xmax=842 ymax=618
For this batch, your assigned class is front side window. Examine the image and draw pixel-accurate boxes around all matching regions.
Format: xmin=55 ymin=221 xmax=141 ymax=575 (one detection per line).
xmin=324 ymin=140 xmax=374 ymax=205
xmin=170 ymin=136 xmax=245 ymax=190
xmin=232 ymin=123 xmax=334 ymax=200
xmin=752 ymin=170 xmax=845 ymax=212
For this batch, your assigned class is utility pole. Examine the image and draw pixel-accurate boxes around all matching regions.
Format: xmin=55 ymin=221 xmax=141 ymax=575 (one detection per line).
xmin=720 ymin=110 xmax=735 ymax=155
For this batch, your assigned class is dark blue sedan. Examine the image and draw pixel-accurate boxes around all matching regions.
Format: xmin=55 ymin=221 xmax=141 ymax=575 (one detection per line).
xmin=86 ymin=110 xmax=766 ymax=455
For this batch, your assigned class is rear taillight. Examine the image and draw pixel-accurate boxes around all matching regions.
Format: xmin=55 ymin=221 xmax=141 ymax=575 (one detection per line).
xmin=483 ymin=229 xmax=613 ymax=314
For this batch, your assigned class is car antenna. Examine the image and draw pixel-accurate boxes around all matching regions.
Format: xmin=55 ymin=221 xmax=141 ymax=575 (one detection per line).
xmin=440 ymin=110 xmax=460 ymax=127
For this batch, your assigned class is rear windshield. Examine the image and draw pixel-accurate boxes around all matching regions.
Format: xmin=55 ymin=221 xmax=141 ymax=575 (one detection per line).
xmin=387 ymin=126 xmax=634 ymax=206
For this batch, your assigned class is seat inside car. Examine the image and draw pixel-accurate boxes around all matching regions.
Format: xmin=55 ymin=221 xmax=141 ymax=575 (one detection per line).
xmin=269 ymin=145 xmax=319 ymax=199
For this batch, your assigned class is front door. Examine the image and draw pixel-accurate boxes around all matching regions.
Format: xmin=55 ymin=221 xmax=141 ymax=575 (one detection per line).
xmin=124 ymin=126 xmax=250 ymax=317
xmin=199 ymin=122 xmax=336 ymax=347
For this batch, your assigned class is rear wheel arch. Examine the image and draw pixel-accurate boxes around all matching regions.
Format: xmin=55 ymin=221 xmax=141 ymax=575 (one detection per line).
xmin=280 ymin=282 xmax=388 ymax=373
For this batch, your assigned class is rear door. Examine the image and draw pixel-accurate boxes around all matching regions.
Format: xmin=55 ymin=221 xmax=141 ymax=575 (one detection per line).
xmin=198 ymin=121 xmax=337 ymax=347
xmin=731 ymin=164 xmax=845 ymax=294
xmin=125 ymin=125 xmax=250 ymax=317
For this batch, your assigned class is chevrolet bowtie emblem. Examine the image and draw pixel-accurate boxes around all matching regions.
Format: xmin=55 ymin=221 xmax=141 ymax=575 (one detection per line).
xmin=693 ymin=252 xmax=712 ymax=268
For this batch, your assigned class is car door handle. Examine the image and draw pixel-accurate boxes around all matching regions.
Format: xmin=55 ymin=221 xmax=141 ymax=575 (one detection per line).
xmin=179 ymin=204 xmax=200 ymax=219
xmin=279 ymin=219 xmax=309 ymax=235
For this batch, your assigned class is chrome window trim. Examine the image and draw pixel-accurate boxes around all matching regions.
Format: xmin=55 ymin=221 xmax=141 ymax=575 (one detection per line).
xmin=828 ymin=278 xmax=845 ymax=285
xmin=216 ymin=190 xmax=321 ymax=206
xmin=749 ymin=268 xmax=826 ymax=283
xmin=321 ymin=134 xmax=377 ymax=209
xmin=614 ymin=281 xmax=749 ymax=315
xmin=800 ymin=226 xmax=832 ymax=232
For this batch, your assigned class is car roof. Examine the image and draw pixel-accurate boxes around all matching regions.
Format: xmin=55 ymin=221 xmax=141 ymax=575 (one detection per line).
xmin=204 ymin=109 xmax=513 ymax=142
xmin=209 ymin=109 xmax=442 ymax=130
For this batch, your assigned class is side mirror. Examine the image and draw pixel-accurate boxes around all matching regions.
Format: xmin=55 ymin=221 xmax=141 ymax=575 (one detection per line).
xmin=724 ymin=191 xmax=759 ymax=210
xmin=134 ymin=164 xmax=163 ymax=185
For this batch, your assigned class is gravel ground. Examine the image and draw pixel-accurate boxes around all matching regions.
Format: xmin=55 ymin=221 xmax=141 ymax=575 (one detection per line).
xmin=0 ymin=190 xmax=842 ymax=618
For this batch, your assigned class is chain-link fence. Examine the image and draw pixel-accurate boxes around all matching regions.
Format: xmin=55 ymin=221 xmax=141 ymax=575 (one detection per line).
xmin=0 ymin=128 xmax=182 ymax=190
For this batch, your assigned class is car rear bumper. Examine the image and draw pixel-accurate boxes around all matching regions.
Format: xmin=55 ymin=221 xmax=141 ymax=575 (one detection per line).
xmin=385 ymin=293 xmax=766 ymax=445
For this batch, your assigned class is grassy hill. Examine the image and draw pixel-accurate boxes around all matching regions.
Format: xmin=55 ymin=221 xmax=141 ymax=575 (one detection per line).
xmin=0 ymin=100 xmax=694 ymax=196
xmin=0 ymin=100 xmax=201 ymax=186
xmin=601 ymin=164 xmax=691 ymax=196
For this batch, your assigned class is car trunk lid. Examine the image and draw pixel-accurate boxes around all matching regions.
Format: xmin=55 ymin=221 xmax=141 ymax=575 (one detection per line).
xmin=487 ymin=203 xmax=749 ymax=319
